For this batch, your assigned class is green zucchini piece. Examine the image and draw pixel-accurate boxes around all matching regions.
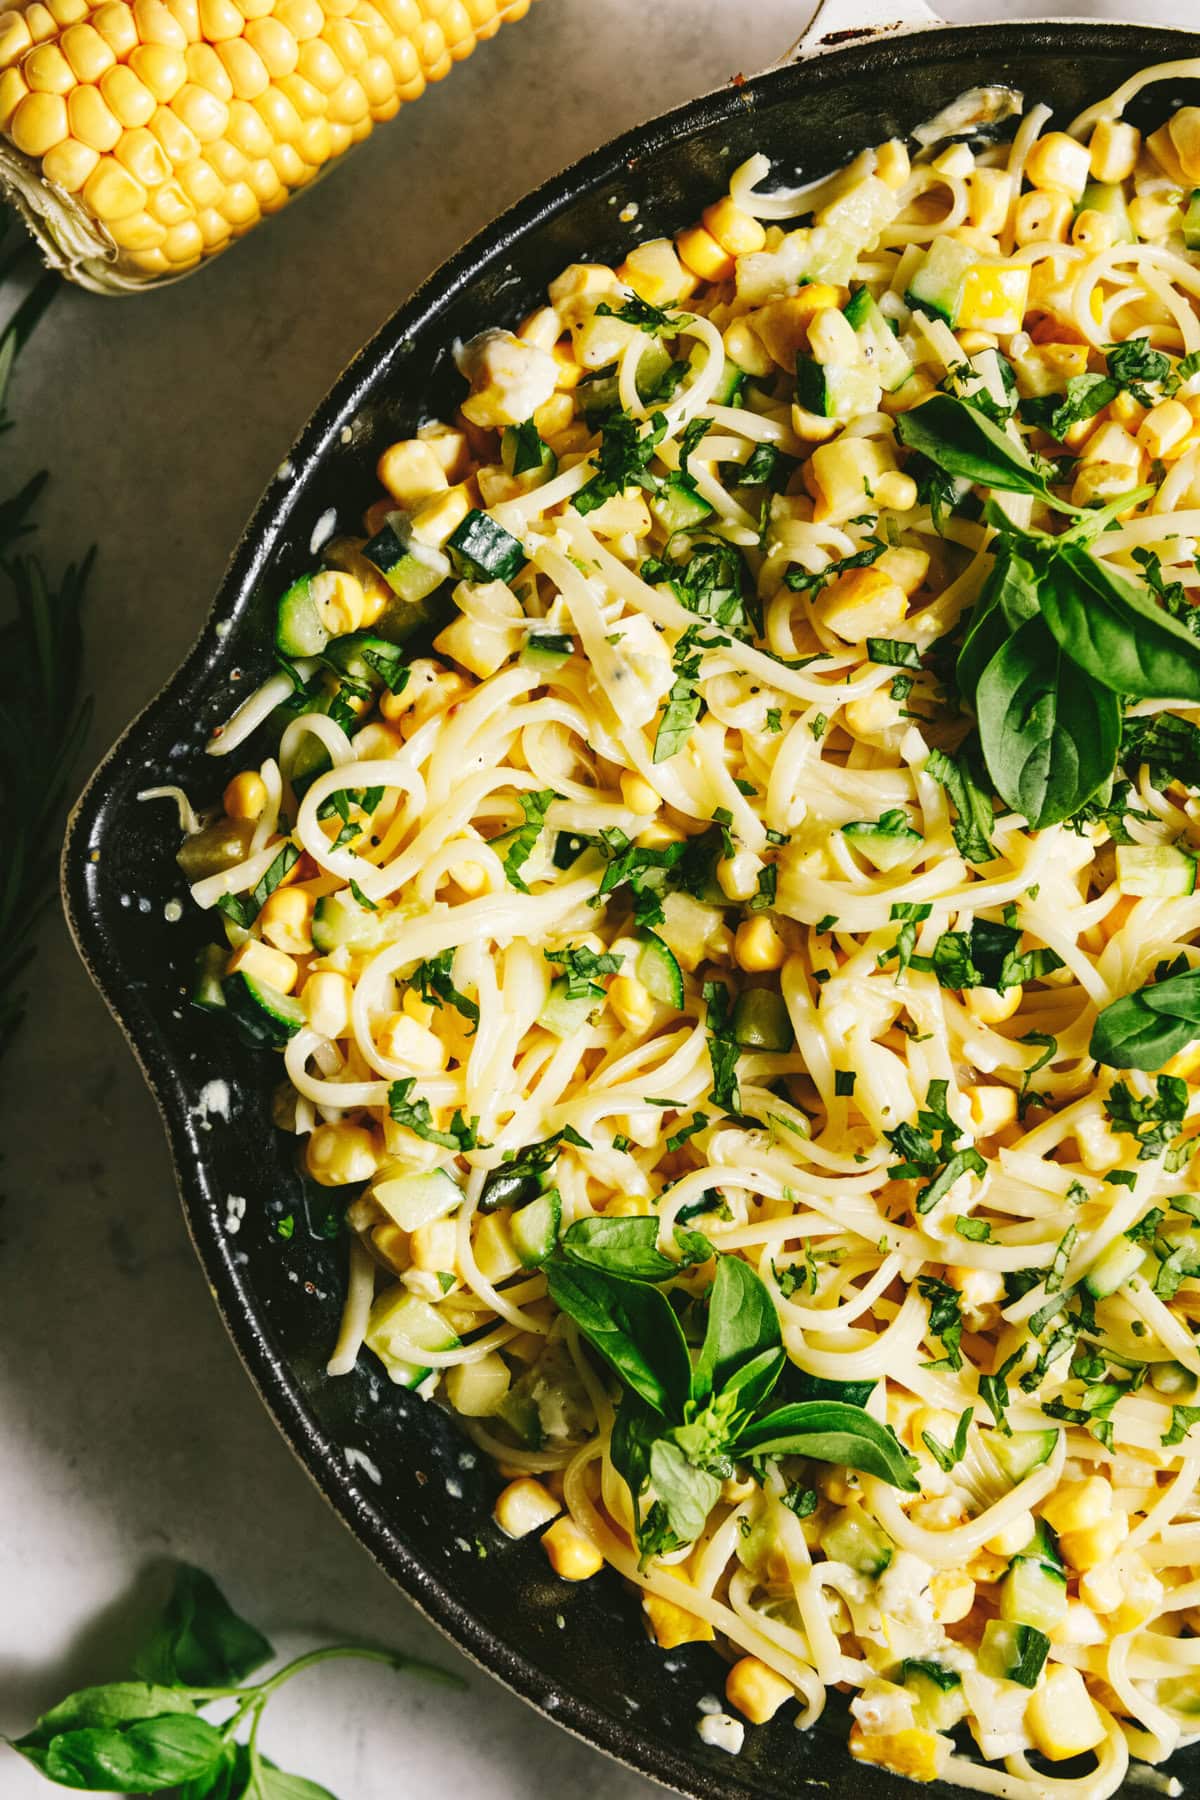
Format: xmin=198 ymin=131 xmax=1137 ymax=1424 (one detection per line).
xmin=1115 ymin=844 xmax=1197 ymax=897
xmin=191 ymin=943 xmax=228 ymax=1013
xmin=842 ymin=816 xmax=923 ymax=872
xmin=373 ymin=1168 xmax=461 ymax=1232
xmin=978 ymin=1619 xmax=1050 ymax=1688
xmin=323 ymin=631 xmax=407 ymax=691
xmin=521 ymin=633 xmax=574 ymax=672
xmin=1001 ymin=1555 xmax=1068 ymax=1632
xmin=511 ymin=1187 xmax=562 ymax=1266
xmin=502 ymin=422 xmax=557 ymax=482
xmin=901 ymin=1661 xmax=966 ymax=1732
xmin=843 ymin=287 xmax=914 ymax=392
xmin=448 ymin=509 xmax=528 ymax=583
xmin=221 ymin=970 xmax=305 ymax=1047
xmin=365 ymin=1290 xmax=459 ymax=1388
xmin=1078 ymin=181 xmax=1136 ymax=244
xmin=732 ymin=988 xmax=792 ymax=1052
xmin=649 ymin=474 xmax=714 ymax=534
xmin=709 ymin=358 xmax=747 ymax=407
xmin=363 ymin=515 xmax=451 ymax=603
xmin=637 ymin=932 xmax=684 ymax=1008
xmin=795 ymin=353 xmax=880 ymax=420
xmin=987 ymin=1429 xmax=1058 ymax=1486
xmin=276 ymin=572 xmax=327 ymax=658
xmin=311 ymin=893 xmax=387 ymax=955
xmin=540 ymin=975 xmax=602 ymax=1037
xmin=822 ymin=1507 xmax=894 ymax=1576
xmin=905 ymin=235 xmax=978 ymax=325
xmin=1084 ymin=1234 xmax=1148 ymax=1299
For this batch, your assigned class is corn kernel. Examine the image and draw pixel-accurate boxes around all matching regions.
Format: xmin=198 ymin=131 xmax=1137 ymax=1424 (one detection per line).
xmin=41 ymin=132 xmax=99 ymax=189
xmin=722 ymin=317 xmax=773 ymax=379
xmin=735 ymin=916 xmax=785 ymax=973
xmin=257 ymin=885 xmax=314 ymax=954
xmin=1042 ymin=1474 xmax=1113 ymax=1536
xmin=967 ymin=166 xmax=1012 ymax=236
xmin=874 ymin=471 xmax=918 ymax=512
xmin=222 ymin=768 xmax=263 ymax=824
xmin=306 ymin=1121 xmax=378 ymax=1187
xmin=1138 ymin=398 xmax=1192 ymax=460
xmin=1089 ymin=119 xmax=1140 ymax=184
xmin=965 ymin=1083 xmax=1017 ymax=1136
xmin=1014 ymin=189 xmax=1073 ymax=246
xmin=1059 ymin=1513 xmax=1128 ymax=1570
xmin=748 ymin=285 xmax=841 ymax=368
xmin=1025 ymin=131 xmax=1091 ymax=199
xmin=472 ymin=1209 xmax=520 ymax=1283
xmin=616 ymin=236 xmax=697 ymax=308
xmin=1025 ymin=1666 xmax=1106 ymax=1763
xmin=930 ymin=1569 xmax=974 ymax=1623
xmin=964 ymin=984 xmax=1021 ymax=1023
xmin=635 ymin=820 xmax=683 ymax=851
xmin=725 ymin=1656 xmax=793 ymax=1725
xmin=875 ymin=137 xmax=909 ymax=189
xmin=302 ymin=969 xmax=352 ymax=1039
xmin=957 ymin=263 xmax=1030 ymax=335
xmin=377 ymin=437 xmax=449 ymax=507
xmin=675 ymin=222 xmax=734 ymax=282
xmin=494 ymin=1477 xmax=561 ymax=1540
xmin=10 ymin=88 xmax=68 ymax=153
xmin=1129 ymin=193 xmax=1179 ymax=242
xmin=226 ymin=936 xmax=297 ymax=994
xmin=1169 ymin=105 xmax=1200 ymax=184
xmin=702 ymin=195 xmax=767 ymax=257
xmin=541 ymin=1515 xmax=603 ymax=1581
xmin=411 ymin=482 xmax=472 ymax=548
xmin=377 ymin=1012 xmax=448 ymax=1071
xmin=814 ymin=566 xmax=907 ymax=643
xmin=1078 ymin=1561 xmax=1123 ymax=1615
xmin=620 ymin=770 xmax=659 ymax=814
xmin=643 ymin=1583 xmax=715 ymax=1648
xmin=985 ymin=1510 xmax=1035 ymax=1558
xmin=608 ymin=973 xmax=656 ymax=1035
xmin=844 ymin=686 xmax=901 ymax=738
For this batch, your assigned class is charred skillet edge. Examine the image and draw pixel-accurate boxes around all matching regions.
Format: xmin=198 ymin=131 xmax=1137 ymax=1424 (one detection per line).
xmin=63 ymin=21 xmax=1200 ymax=1800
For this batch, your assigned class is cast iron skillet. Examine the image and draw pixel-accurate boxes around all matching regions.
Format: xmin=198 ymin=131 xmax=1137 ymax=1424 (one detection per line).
xmin=64 ymin=18 xmax=1200 ymax=1799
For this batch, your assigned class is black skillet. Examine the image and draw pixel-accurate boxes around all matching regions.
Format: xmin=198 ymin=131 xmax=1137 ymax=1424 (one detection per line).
xmin=63 ymin=16 xmax=1200 ymax=1799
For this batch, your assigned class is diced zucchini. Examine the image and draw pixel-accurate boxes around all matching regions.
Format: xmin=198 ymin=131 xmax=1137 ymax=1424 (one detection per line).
xmin=494 ymin=1389 xmax=543 ymax=1447
xmin=1184 ymin=190 xmax=1200 ymax=253
xmin=191 ymin=943 xmax=228 ymax=1012
xmin=637 ymin=932 xmax=684 ymax=1008
xmin=276 ymin=572 xmax=327 ymax=658
xmin=732 ymin=988 xmax=792 ymax=1052
xmin=1084 ymin=1233 xmax=1148 ymax=1299
xmin=843 ymin=288 xmax=914 ymax=393
xmin=1115 ymin=843 xmax=1197 ymax=897
xmin=803 ymin=225 xmax=861 ymax=285
xmin=1001 ymin=1554 xmax=1068 ymax=1632
xmin=842 ymin=816 xmax=923 ymax=871
xmin=822 ymin=1506 xmax=894 ymax=1576
xmin=521 ymin=632 xmax=574 ymax=672
xmin=323 ymin=632 xmax=406 ymax=691
xmin=288 ymin=730 xmax=330 ymax=797
xmin=364 ymin=1288 xmax=459 ymax=1388
xmin=364 ymin=515 xmax=451 ymax=604
xmin=511 ymin=1187 xmax=562 ymax=1266
xmin=987 ymin=1429 xmax=1058 ymax=1486
xmin=373 ymin=1168 xmax=461 ymax=1232
xmin=221 ymin=970 xmax=305 ymax=1047
xmin=904 ymin=235 xmax=978 ymax=326
xmin=1024 ymin=1518 xmax=1063 ymax=1570
xmin=177 ymin=818 xmax=254 ymax=882
xmin=1078 ymin=181 xmax=1135 ymax=244
xmin=502 ymin=423 xmax=558 ymax=483
xmin=447 ymin=509 xmax=528 ymax=583
xmin=311 ymin=893 xmax=387 ymax=955
xmin=901 ymin=1661 xmax=966 ymax=1732
xmin=978 ymin=1619 xmax=1050 ymax=1689
xmin=795 ymin=353 xmax=881 ymax=420
xmin=649 ymin=474 xmax=714 ymax=534
xmin=539 ymin=976 xmax=602 ymax=1037
xmin=710 ymin=358 xmax=747 ymax=407
xmin=578 ymin=340 xmax=676 ymax=417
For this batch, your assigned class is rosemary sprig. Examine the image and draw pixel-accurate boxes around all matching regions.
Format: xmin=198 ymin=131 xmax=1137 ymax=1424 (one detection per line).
xmin=0 ymin=228 xmax=94 ymax=1059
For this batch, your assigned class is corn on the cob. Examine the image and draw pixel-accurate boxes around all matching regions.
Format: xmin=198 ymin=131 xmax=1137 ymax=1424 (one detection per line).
xmin=0 ymin=0 xmax=537 ymax=290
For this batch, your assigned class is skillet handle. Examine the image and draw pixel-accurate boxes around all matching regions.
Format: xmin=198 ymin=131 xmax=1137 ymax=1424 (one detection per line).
xmin=782 ymin=0 xmax=943 ymax=62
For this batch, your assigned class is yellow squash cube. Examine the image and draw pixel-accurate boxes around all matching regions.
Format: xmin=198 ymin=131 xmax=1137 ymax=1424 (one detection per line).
xmin=957 ymin=263 xmax=1030 ymax=335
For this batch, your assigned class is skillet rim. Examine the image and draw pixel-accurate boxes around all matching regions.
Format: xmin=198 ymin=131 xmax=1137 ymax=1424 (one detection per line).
xmin=62 ymin=20 xmax=1200 ymax=1799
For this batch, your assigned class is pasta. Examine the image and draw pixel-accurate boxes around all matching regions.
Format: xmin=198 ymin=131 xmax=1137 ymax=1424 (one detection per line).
xmin=159 ymin=61 xmax=1200 ymax=1797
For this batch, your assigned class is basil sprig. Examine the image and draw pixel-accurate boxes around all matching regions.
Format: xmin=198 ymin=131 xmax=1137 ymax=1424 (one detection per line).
xmin=1090 ymin=961 xmax=1200 ymax=1070
xmin=12 ymin=1565 xmax=459 ymax=1796
xmin=546 ymin=1224 xmax=917 ymax=1560
xmin=900 ymin=394 xmax=1200 ymax=827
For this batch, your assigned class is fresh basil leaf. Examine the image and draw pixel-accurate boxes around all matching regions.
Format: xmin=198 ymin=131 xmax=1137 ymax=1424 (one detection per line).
xmin=692 ymin=1254 xmax=781 ymax=1404
xmin=646 ymin=1439 xmax=721 ymax=1551
xmin=733 ymin=1401 xmax=919 ymax=1491
xmin=925 ymin=744 xmax=995 ymax=862
xmin=388 ymin=1078 xmax=476 ymax=1151
xmin=17 ymin=1686 xmax=197 ymax=1753
xmin=496 ymin=788 xmax=556 ymax=892
xmin=411 ymin=949 xmax=479 ymax=1030
xmin=545 ymin=1260 xmax=691 ymax=1416
xmin=976 ymin=615 xmax=1120 ymax=827
xmin=895 ymin=393 xmax=1059 ymax=503
xmin=27 ymin=1715 xmax=225 ymax=1793
xmin=1090 ymin=964 xmax=1200 ymax=1070
xmin=559 ymin=1215 xmax=712 ymax=1281
xmin=254 ymin=1767 xmax=339 ymax=1800
xmin=610 ymin=1391 xmax=660 ymax=1507
xmin=1019 ymin=374 xmax=1120 ymax=442
xmin=653 ymin=632 xmax=705 ymax=763
xmin=956 ymin=544 xmax=1030 ymax=703
xmin=779 ymin=1368 xmax=877 ymax=1408
xmin=1039 ymin=540 xmax=1200 ymax=703
xmin=133 ymin=1566 xmax=272 ymax=1689
xmin=717 ymin=1345 xmax=786 ymax=1418
xmin=575 ymin=410 xmax=667 ymax=513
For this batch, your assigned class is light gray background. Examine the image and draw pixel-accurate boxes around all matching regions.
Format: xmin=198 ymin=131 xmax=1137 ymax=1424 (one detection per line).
xmin=0 ymin=2 xmax=1185 ymax=1794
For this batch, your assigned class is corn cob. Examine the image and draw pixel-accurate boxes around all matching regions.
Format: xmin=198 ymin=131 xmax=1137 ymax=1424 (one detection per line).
xmin=0 ymin=0 xmax=537 ymax=291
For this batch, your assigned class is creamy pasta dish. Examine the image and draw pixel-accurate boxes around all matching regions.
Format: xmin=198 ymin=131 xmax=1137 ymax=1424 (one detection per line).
xmin=157 ymin=57 xmax=1200 ymax=1799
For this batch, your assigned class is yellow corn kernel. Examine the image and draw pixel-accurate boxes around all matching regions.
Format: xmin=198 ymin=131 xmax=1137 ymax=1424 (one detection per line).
xmin=844 ymin=686 xmax=901 ymax=738
xmin=986 ymin=1509 xmax=1036 ymax=1558
xmin=1089 ymin=118 xmax=1140 ymax=184
xmin=24 ymin=41 xmax=75 ymax=93
xmin=1014 ymin=188 xmax=1073 ymax=246
xmin=930 ymin=1569 xmax=975 ymax=1624
xmin=946 ymin=1264 xmax=1004 ymax=1320
xmin=546 ymin=261 xmax=619 ymax=305
xmin=575 ymin=490 xmax=652 ymax=539
xmin=471 ymin=1210 xmax=520 ymax=1283
xmin=223 ymin=771 xmax=269 ymax=823
xmin=66 ymin=81 xmax=121 ymax=150
xmin=1042 ymin=1474 xmax=1113 ymax=1537
xmin=377 ymin=1012 xmax=448 ymax=1071
xmin=1074 ymin=1110 xmax=1128 ymax=1171
xmin=675 ymin=222 xmax=734 ymax=282
xmin=965 ymin=1083 xmax=1017 ymax=1136
xmin=41 ymin=132 xmax=98 ymax=189
xmin=417 ymin=421 xmax=471 ymax=482
xmin=643 ymin=1583 xmax=715 ymax=1649
xmin=410 ymin=482 xmax=472 ymax=548
xmin=1129 ymin=193 xmax=1179 ymax=242
xmin=620 ymin=770 xmax=659 ymax=814
xmin=83 ymin=152 xmax=146 ymax=217
xmin=402 ymin=988 xmax=437 ymax=1029
xmin=541 ymin=1515 xmax=603 ymax=1581
xmin=1138 ymin=398 xmax=1192 ymax=460
xmin=722 ymin=316 xmax=773 ymax=378
xmin=1072 ymin=206 xmax=1124 ymax=256
xmin=946 ymin=224 xmax=1000 ymax=255
xmin=1169 ymin=106 xmax=1200 ymax=184
xmin=967 ymin=166 xmax=1012 ymax=236
xmin=226 ymin=936 xmax=298 ymax=994
xmin=10 ymin=88 xmax=69 ymax=153
xmin=726 ymin=1656 xmax=793 ymax=1725
xmin=0 ymin=9 xmax=33 ymax=66
xmin=370 ymin=1222 xmax=408 ymax=1274
xmin=494 ymin=1476 xmax=561 ymax=1540
xmin=1077 ymin=1561 xmax=1122 ymax=1614
xmin=735 ymin=917 xmax=785 ymax=973
xmin=302 ymin=969 xmax=352 ymax=1039
xmin=376 ymin=437 xmax=448 ymax=507
xmin=608 ymin=973 xmax=656 ymax=1036
xmin=0 ymin=65 xmax=30 ymax=130
xmin=849 ymin=1725 xmax=948 ymax=1783
xmin=814 ymin=566 xmax=907 ymax=644
xmin=876 ymin=546 xmax=929 ymax=597
xmin=308 ymin=567 xmax=365 ymax=635
xmin=636 ymin=820 xmax=684 ymax=851
xmin=875 ymin=137 xmax=909 ymax=190
xmin=306 ymin=1121 xmax=378 ymax=1187
xmin=874 ymin=470 xmax=918 ymax=512
xmin=747 ymin=287 xmax=841 ymax=370
xmin=1026 ymin=131 xmax=1092 ymax=199
xmin=702 ymin=195 xmax=767 ymax=257
xmin=788 ymin=403 xmax=839 ymax=444
xmin=806 ymin=435 xmax=896 ymax=523
xmin=1059 ymin=1514 xmax=1128 ymax=1571
xmin=957 ymin=263 xmax=1030 ymax=335
xmin=1110 ymin=1555 xmax=1165 ymax=1633
xmin=616 ymin=236 xmax=697 ymax=307
xmin=1025 ymin=1666 xmax=1106 ymax=1763
xmin=1109 ymin=389 xmax=1145 ymax=431
xmin=257 ymin=885 xmax=313 ymax=955
xmin=716 ymin=849 xmax=762 ymax=904
xmin=956 ymin=328 xmax=999 ymax=357
xmin=963 ymin=984 xmax=1021 ymax=1023
xmin=409 ymin=1217 xmax=456 ymax=1273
